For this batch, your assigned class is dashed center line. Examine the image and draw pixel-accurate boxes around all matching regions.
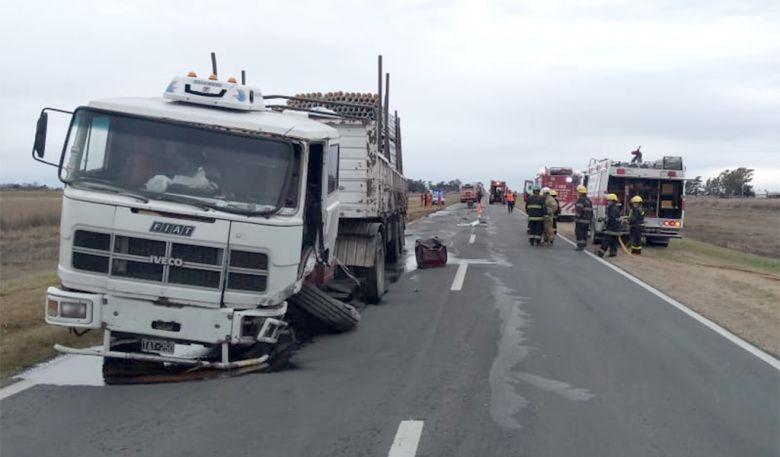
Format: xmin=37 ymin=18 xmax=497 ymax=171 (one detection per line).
xmin=469 ymin=234 xmax=476 ymax=244
xmin=451 ymin=263 xmax=469 ymax=291
xmin=388 ymin=420 xmax=424 ymax=457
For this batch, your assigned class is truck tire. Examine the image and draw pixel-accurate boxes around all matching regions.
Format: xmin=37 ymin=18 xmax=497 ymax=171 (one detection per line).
xmin=289 ymin=283 xmax=360 ymax=333
xmin=363 ymin=235 xmax=386 ymax=304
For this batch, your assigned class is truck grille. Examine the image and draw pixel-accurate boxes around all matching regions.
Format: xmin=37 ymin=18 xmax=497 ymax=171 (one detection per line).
xmin=72 ymin=230 xmax=268 ymax=292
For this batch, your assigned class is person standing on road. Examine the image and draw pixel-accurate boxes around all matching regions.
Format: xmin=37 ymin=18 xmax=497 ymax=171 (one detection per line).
xmin=525 ymin=186 xmax=545 ymax=246
xmin=628 ymin=195 xmax=645 ymax=255
xmin=597 ymin=193 xmax=622 ymax=257
xmin=550 ymin=189 xmax=560 ymax=235
xmin=505 ymin=189 xmax=516 ymax=213
xmin=574 ymin=185 xmax=593 ymax=250
xmin=542 ymin=187 xmax=558 ymax=245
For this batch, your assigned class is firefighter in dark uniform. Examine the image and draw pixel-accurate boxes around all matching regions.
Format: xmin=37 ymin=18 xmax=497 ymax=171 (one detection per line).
xmin=627 ymin=195 xmax=645 ymax=255
xmin=574 ymin=185 xmax=593 ymax=250
xmin=597 ymin=193 xmax=621 ymax=257
xmin=525 ymin=186 xmax=545 ymax=246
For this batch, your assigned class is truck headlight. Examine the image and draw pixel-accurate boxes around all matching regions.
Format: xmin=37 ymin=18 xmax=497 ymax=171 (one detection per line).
xmin=60 ymin=301 xmax=88 ymax=319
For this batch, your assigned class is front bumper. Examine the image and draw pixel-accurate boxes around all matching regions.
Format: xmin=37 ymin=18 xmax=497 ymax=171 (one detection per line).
xmin=45 ymin=287 xmax=287 ymax=345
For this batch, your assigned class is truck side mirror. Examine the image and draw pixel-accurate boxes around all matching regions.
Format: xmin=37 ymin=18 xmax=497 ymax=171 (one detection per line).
xmin=33 ymin=111 xmax=48 ymax=158
xmin=32 ymin=107 xmax=73 ymax=168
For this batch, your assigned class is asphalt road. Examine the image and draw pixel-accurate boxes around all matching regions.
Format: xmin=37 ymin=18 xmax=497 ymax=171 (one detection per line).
xmin=2 ymin=203 xmax=778 ymax=456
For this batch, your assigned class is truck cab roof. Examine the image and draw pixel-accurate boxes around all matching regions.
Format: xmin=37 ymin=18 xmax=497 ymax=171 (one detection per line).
xmin=88 ymin=97 xmax=339 ymax=142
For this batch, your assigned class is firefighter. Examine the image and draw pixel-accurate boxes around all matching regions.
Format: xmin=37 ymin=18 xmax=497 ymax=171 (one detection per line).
xmin=627 ymin=195 xmax=645 ymax=254
xmin=542 ymin=187 xmax=558 ymax=245
xmin=549 ymin=189 xmax=560 ymax=235
xmin=574 ymin=185 xmax=593 ymax=250
xmin=505 ymin=188 xmax=515 ymax=213
xmin=525 ymin=186 xmax=545 ymax=246
xmin=597 ymin=193 xmax=621 ymax=258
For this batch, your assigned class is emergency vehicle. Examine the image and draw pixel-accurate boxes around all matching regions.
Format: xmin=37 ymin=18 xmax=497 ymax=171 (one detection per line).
xmin=489 ymin=180 xmax=506 ymax=204
xmin=585 ymin=156 xmax=685 ymax=246
xmin=522 ymin=179 xmax=533 ymax=202
xmin=535 ymin=167 xmax=581 ymax=220
xmin=459 ymin=183 xmax=477 ymax=203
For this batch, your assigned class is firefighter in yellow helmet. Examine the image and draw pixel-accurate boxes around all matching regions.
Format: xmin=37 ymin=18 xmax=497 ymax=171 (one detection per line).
xmin=549 ymin=189 xmax=561 ymax=235
xmin=542 ymin=187 xmax=558 ymax=245
xmin=597 ymin=193 xmax=621 ymax=257
xmin=628 ymin=195 xmax=645 ymax=254
xmin=574 ymin=185 xmax=592 ymax=250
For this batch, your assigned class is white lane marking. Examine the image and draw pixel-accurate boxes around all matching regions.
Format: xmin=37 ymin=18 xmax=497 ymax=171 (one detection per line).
xmin=388 ymin=420 xmax=424 ymax=457
xmin=556 ymin=232 xmax=780 ymax=371
xmin=0 ymin=379 xmax=37 ymax=401
xmin=451 ymin=263 xmax=469 ymax=291
xmin=469 ymin=234 xmax=476 ymax=244
xmin=470 ymin=220 xmax=480 ymax=227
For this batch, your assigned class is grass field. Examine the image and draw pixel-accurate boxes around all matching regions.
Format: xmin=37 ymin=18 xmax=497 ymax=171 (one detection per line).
xmin=0 ymin=190 xmax=103 ymax=378
xmin=684 ymin=197 xmax=780 ymax=258
xmin=406 ymin=192 xmax=461 ymax=221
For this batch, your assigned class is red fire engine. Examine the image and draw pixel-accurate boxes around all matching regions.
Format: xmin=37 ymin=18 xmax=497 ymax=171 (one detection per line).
xmin=535 ymin=167 xmax=582 ymax=220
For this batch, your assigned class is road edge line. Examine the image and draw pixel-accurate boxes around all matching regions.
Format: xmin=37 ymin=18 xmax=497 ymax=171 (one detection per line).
xmin=555 ymin=231 xmax=780 ymax=371
xmin=0 ymin=379 xmax=37 ymax=401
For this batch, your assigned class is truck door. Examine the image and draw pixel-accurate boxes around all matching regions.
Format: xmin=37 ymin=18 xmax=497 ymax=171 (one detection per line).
xmin=323 ymin=142 xmax=341 ymax=257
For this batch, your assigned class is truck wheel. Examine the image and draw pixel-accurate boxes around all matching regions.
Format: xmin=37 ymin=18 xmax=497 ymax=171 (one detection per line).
xmin=289 ymin=283 xmax=360 ymax=333
xmin=363 ymin=235 xmax=386 ymax=304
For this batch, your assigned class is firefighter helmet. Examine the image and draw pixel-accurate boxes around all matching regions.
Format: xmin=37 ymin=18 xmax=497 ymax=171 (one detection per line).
xmin=549 ymin=189 xmax=558 ymax=196
xmin=630 ymin=195 xmax=643 ymax=203
xmin=577 ymin=185 xmax=587 ymax=193
xmin=607 ymin=193 xmax=619 ymax=201
xmin=541 ymin=186 xmax=550 ymax=194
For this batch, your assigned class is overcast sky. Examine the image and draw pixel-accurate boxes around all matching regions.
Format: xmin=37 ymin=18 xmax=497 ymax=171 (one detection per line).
xmin=2 ymin=0 xmax=779 ymax=191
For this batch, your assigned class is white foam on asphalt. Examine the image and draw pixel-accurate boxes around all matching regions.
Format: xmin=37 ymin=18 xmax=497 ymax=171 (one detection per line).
xmin=388 ymin=420 xmax=424 ymax=457
xmin=555 ymin=232 xmax=780 ymax=371
xmin=515 ymin=372 xmax=594 ymax=401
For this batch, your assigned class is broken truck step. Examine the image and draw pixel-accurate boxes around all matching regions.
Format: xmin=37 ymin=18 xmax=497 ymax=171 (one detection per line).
xmin=289 ymin=283 xmax=361 ymax=333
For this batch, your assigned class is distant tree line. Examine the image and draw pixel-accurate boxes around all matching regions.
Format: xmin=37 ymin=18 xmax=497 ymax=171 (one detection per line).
xmin=407 ymin=179 xmax=464 ymax=193
xmin=0 ymin=182 xmax=60 ymax=190
xmin=685 ymin=167 xmax=755 ymax=197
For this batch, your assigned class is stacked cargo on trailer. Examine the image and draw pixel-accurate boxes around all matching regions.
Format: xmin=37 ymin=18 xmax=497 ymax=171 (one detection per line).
xmin=585 ymin=156 xmax=685 ymax=246
xmin=275 ymin=56 xmax=407 ymax=303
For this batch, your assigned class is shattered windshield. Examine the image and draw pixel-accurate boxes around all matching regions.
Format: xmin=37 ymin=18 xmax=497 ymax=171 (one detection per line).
xmin=60 ymin=108 xmax=295 ymax=215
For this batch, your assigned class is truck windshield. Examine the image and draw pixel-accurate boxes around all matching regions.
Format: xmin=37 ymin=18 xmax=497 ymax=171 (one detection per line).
xmin=60 ymin=108 xmax=295 ymax=215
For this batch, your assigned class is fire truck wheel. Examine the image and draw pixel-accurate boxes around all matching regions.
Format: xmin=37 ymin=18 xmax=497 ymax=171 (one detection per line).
xmin=363 ymin=235 xmax=386 ymax=304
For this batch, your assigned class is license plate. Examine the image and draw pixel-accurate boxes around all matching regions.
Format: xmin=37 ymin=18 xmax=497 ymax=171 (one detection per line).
xmin=141 ymin=338 xmax=175 ymax=354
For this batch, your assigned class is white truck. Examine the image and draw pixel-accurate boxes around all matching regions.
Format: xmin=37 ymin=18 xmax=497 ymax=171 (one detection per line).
xmin=31 ymin=56 xmax=405 ymax=373
xmin=585 ymin=156 xmax=685 ymax=247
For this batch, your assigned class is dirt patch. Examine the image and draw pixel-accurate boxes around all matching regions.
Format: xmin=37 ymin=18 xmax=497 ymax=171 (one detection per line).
xmin=558 ymin=222 xmax=780 ymax=357
xmin=684 ymin=197 xmax=780 ymax=258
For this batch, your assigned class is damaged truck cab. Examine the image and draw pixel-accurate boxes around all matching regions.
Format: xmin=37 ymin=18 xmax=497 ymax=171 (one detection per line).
xmin=33 ymin=73 xmax=341 ymax=369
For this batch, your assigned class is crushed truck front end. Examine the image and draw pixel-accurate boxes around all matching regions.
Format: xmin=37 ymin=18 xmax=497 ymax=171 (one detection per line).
xmin=36 ymin=75 xmax=340 ymax=370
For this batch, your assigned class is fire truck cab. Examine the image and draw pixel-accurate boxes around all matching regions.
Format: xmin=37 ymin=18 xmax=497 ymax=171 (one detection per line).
xmin=585 ymin=156 xmax=685 ymax=247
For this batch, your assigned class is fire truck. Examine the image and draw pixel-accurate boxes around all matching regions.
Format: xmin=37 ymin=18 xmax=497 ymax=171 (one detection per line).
xmin=489 ymin=180 xmax=506 ymax=204
xmin=459 ymin=183 xmax=477 ymax=203
xmin=535 ymin=167 xmax=581 ymax=220
xmin=585 ymin=156 xmax=685 ymax=247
